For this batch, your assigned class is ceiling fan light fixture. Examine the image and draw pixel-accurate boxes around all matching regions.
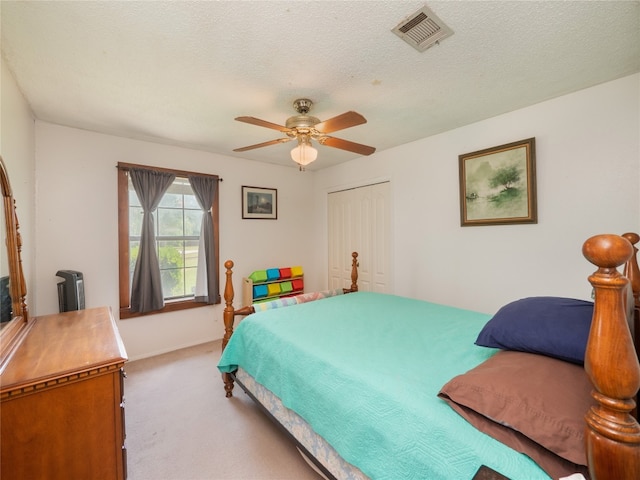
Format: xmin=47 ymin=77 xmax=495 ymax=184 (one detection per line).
xmin=290 ymin=137 xmax=317 ymax=171
xmin=233 ymin=98 xmax=375 ymax=165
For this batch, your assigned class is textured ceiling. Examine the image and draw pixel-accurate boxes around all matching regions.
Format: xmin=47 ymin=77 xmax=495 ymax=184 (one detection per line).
xmin=2 ymin=1 xmax=639 ymax=170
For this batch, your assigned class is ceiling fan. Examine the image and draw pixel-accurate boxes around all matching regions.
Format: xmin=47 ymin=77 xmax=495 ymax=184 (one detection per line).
xmin=233 ymin=98 xmax=376 ymax=170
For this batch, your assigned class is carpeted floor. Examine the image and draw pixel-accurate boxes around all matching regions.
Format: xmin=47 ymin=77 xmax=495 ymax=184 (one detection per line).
xmin=124 ymin=340 xmax=322 ymax=480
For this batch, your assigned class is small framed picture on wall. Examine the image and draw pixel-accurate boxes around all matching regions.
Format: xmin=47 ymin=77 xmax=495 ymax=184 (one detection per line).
xmin=242 ymin=185 xmax=278 ymax=220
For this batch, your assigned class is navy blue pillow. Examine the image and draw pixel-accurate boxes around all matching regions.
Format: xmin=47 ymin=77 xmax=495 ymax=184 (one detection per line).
xmin=475 ymin=297 xmax=594 ymax=364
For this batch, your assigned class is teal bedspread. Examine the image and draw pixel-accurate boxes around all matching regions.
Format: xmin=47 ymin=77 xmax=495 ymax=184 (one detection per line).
xmin=218 ymin=292 xmax=550 ymax=480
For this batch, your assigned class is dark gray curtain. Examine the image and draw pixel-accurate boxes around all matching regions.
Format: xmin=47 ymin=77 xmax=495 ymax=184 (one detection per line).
xmin=188 ymin=175 xmax=219 ymax=304
xmin=130 ymin=168 xmax=176 ymax=313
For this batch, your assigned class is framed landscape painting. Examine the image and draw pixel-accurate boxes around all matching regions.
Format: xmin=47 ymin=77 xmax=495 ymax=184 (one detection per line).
xmin=459 ymin=138 xmax=537 ymax=226
xmin=242 ymin=186 xmax=278 ymax=220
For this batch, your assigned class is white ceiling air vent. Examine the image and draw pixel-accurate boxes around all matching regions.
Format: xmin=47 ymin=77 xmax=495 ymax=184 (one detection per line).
xmin=391 ymin=5 xmax=453 ymax=52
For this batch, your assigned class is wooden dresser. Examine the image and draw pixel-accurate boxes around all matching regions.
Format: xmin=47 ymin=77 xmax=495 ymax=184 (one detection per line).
xmin=0 ymin=307 xmax=128 ymax=480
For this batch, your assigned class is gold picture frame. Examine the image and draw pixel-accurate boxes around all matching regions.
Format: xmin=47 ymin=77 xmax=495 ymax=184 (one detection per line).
xmin=459 ymin=138 xmax=537 ymax=226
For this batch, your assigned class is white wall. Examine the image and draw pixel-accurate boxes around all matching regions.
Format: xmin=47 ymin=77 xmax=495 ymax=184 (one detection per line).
xmin=10 ymin=68 xmax=640 ymax=359
xmin=34 ymin=123 xmax=316 ymax=360
xmin=0 ymin=57 xmax=36 ymax=306
xmin=313 ymin=74 xmax=640 ymax=314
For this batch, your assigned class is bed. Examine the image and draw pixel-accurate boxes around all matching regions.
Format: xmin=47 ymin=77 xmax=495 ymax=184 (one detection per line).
xmin=218 ymin=234 xmax=640 ymax=480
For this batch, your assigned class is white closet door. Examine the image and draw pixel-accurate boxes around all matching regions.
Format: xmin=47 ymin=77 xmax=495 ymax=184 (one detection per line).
xmin=328 ymin=182 xmax=391 ymax=293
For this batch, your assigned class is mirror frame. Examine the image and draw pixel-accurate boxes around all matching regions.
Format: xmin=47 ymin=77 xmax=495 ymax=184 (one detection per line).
xmin=0 ymin=155 xmax=29 ymax=371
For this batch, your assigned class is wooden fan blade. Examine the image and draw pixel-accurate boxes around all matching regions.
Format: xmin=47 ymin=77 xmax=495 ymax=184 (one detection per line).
xmin=235 ymin=116 xmax=292 ymax=133
xmin=233 ymin=137 xmax=293 ymax=152
xmin=315 ymin=111 xmax=367 ymax=134
xmin=320 ymin=136 xmax=376 ymax=156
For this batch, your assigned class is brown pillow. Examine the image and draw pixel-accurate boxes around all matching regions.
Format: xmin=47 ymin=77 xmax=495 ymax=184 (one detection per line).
xmin=438 ymin=350 xmax=594 ymax=479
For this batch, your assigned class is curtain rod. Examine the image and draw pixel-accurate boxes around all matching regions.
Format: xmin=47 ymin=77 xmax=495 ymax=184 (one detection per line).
xmin=116 ymin=162 xmax=222 ymax=182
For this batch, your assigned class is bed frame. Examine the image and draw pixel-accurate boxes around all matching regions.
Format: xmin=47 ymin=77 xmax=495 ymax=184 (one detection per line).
xmin=220 ymin=237 xmax=640 ymax=480
xmin=583 ymin=232 xmax=640 ymax=480
xmin=221 ymin=252 xmax=359 ymax=398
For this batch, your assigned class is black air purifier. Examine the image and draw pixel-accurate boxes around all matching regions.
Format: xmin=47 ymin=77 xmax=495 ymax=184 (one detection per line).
xmin=56 ymin=270 xmax=85 ymax=312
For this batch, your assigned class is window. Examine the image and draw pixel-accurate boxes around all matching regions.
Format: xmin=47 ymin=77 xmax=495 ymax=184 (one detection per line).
xmin=129 ymin=177 xmax=202 ymax=299
xmin=118 ymin=163 xmax=220 ymax=318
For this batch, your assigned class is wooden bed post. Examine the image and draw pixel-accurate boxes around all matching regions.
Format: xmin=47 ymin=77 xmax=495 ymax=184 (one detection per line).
xmin=222 ymin=260 xmax=236 ymax=397
xmin=350 ymin=252 xmax=359 ymax=292
xmin=622 ymin=232 xmax=640 ymax=307
xmin=582 ymin=234 xmax=640 ymax=480
xmin=622 ymin=232 xmax=640 ymax=423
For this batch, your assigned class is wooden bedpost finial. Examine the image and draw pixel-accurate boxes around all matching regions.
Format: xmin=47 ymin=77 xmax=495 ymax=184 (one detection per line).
xmin=582 ymin=234 xmax=640 ymax=480
xmin=583 ymin=234 xmax=632 ymax=270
